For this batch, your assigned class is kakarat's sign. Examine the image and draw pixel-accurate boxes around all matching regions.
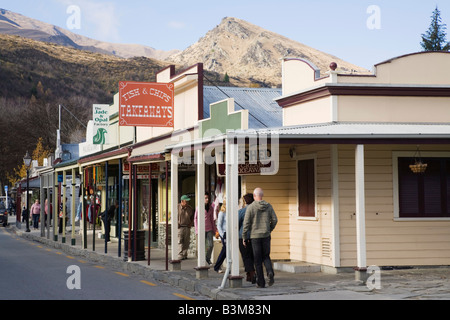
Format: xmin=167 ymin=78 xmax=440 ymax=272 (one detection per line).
xmin=119 ymin=81 xmax=174 ymax=127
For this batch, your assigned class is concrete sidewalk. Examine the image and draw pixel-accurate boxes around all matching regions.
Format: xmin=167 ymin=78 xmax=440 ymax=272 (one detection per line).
xmin=8 ymin=217 xmax=450 ymax=300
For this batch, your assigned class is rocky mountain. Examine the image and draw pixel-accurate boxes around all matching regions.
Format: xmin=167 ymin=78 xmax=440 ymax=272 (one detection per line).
xmin=167 ymin=17 xmax=369 ymax=87
xmin=0 ymin=8 xmax=179 ymax=60
xmin=0 ymin=9 xmax=368 ymax=88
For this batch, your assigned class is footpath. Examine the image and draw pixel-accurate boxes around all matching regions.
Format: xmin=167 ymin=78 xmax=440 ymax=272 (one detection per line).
xmin=8 ymin=216 xmax=450 ymax=300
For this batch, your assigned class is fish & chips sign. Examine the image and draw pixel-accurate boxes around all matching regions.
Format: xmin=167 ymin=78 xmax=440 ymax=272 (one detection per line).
xmin=119 ymin=81 xmax=174 ymax=127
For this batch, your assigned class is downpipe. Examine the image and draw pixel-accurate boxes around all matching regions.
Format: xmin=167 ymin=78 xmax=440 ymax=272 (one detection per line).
xmin=218 ymin=254 xmax=231 ymax=290
xmin=218 ymin=236 xmax=231 ymax=290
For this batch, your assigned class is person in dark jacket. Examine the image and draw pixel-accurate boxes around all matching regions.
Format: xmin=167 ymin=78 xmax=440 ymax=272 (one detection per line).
xmin=100 ymin=201 xmax=118 ymax=242
xmin=21 ymin=206 xmax=28 ymax=223
xmin=242 ymin=188 xmax=278 ymax=288
xmin=239 ymin=193 xmax=256 ymax=283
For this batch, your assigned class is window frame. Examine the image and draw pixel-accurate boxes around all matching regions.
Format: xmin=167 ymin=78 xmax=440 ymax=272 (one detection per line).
xmin=393 ymin=151 xmax=450 ymax=221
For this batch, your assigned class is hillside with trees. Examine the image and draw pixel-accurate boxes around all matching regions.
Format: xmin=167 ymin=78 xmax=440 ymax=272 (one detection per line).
xmin=0 ymin=33 xmax=235 ymax=187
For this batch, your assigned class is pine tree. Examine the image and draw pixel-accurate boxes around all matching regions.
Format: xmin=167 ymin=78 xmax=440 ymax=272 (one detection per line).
xmin=223 ymin=73 xmax=230 ymax=83
xmin=421 ymin=6 xmax=450 ymax=51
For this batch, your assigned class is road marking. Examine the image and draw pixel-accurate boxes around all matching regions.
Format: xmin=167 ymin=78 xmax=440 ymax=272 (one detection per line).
xmin=115 ymin=272 xmax=129 ymax=277
xmin=66 ymin=256 xmax=75 ymax=259
xmin=55 ymin=252 xmax=63 ymax=255
xmin=140 ymin=280 xmax=157 ymax=287
xmin=173 ymin=293 xmax=196 ymax=300
xmin=94 ymin=266 xmax=105 ymax=269
xmin=78 ymin=260 xmax=87 ymax=264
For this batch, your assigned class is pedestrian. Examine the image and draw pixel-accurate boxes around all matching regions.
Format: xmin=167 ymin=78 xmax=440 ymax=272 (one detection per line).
xmin=21 ymin=205 xmax=28 ymax=223
xmin=242 ymin=188 xmax=278 ymax=288
xmin=30 ymin=199 xmax=41 ymax=229
xmin=44 ymin=199 xmax=52 ymax=227
xmin=194 ymin=193 xmax=217 ymax=265
xmin=177 ymin=195 xmax=194 ymax=260
xmin=100 ymin=201 xmax=118 ymax=242
xmin=239 ymin=193 xmax=256 ymax=284
xmin=58 ymin=198 xmax=68 ymax=234
xmin=214 ymin=199 xmax=227 ymax=273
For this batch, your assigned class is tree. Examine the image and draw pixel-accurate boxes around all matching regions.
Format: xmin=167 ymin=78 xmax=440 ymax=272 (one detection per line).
xmin=421 ymin=6 xmax=450 ymax=51
xmin=7 ymin=137 xmax=51 ymax=185
xmin=223 ymin=73 xmax=230 ymax=83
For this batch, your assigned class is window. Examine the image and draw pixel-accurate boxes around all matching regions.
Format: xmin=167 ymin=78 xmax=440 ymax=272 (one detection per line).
xmin=298 ymin=159 xmax=315 ymax=217
xmin=398 ymin=157 xmax=450 ymax=218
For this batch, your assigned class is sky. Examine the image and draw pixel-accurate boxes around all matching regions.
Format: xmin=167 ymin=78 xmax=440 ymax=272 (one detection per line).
xmin=2 ymin=0 xmax=450 ymax=70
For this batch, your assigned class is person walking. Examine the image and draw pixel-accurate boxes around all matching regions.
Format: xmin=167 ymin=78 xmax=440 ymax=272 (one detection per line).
xmin=100 ymin=201 xmax=118 ymax=242
xmin=58 ymin=199 xmax=68 ymax=234
xmin=194 ymin=193 xmax=217 ymax=265
xmin=21 ymin=206 xmax=27 ymax=222
xmin=30 ymin=199 xmax=41 ymax=230
xmin=239 ymin=193 xmax=256 ymax=284
xmin=177 ymin=195 xmax=194 ymax=260
xmin=242 ymin=188 xmax=278 ymax=288
xmin=214 ymin=200 xmax=227 ymax=273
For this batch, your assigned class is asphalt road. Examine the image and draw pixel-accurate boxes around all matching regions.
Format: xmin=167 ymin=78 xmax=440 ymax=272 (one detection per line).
xmin=0 ymin=227 xmax=206 ymax=300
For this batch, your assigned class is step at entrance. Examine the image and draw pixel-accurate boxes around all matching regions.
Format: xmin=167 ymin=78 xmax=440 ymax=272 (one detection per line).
xmin=273 ymin=261 xmax=322 ymax=273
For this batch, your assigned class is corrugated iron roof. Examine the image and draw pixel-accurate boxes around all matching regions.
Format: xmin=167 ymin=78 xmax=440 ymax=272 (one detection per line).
xmin=203 ymin=86 xmax=282 ymax=129
xmin=234 ymin=121 xmax=450 ymax=139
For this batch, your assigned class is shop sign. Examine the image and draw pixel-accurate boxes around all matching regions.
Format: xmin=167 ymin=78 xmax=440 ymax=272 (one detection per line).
xmin=119 ymin=81 xmax=174 ymax=128
xmin=123 ymin=175 xmax=160 ymax=180
xmin=216 ymin=145 xmax=273 ymax=177
xmin=123 ymin=163 xmax=160 ymax=174
xmin=93 ymin=104 xmax=110 ymax=145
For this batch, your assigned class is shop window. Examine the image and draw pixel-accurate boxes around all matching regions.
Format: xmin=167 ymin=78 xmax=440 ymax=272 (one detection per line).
xmin=398 ymin=157 xmax=450 ymax=218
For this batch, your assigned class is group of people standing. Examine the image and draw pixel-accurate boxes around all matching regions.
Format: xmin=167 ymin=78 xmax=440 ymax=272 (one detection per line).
xmin=22 ymin=198 xmax=69 ymax=234
xmin=177 ymin=187 xmax=278 ymax=289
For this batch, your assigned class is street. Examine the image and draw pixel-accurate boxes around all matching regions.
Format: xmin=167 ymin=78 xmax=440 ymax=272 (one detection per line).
xmin=0 ymin=227 xmax=206 ymax=300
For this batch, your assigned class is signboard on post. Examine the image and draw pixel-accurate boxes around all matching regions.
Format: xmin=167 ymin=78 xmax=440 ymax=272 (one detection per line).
xmin=119 ymin=81 xmax=174 ymax=128
xmin=216 ymin=145 xmax=274 ymax=177
xmin=93 ymin=104 xmax=110 ymax=145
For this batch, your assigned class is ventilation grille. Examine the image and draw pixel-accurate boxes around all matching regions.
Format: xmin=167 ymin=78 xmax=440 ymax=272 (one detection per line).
xmin=321 ymin=238 xmax=332 ymax=258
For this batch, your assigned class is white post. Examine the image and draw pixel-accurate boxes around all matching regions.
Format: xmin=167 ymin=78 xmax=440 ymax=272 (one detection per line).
xmin=331 ymin=144 xmax=340 ymax=268
xmin=171 ymin=154 xmax=179 ymax=262
xmin=226 ymin=138 xmax=240 ymax=279
xmin=355 ymin=144 xmax=367 ymax=269
xmin=196 ymin=149 xmax=206 ymax=267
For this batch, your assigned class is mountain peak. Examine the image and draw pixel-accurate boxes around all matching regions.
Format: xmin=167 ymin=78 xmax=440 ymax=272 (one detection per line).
xmin=1 ymin=9 xmax=368 ymax=87
xmin=166 ymin=17 xmax=368 ymax=87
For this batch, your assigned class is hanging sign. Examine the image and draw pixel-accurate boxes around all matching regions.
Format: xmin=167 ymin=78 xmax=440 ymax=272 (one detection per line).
xmin=93 ymin=104 xmax=110 ymax=145
xmin=216 ymin=145 xmax=274 ymax=177
xmin=119 ymin=81 xmax=174 ymax=128
xmin=123 ymin=163 xmax=160 ymax=174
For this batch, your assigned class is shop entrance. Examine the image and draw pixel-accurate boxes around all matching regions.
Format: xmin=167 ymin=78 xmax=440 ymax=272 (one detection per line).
xmin=138 ymin=178 xmax=159 ymax=247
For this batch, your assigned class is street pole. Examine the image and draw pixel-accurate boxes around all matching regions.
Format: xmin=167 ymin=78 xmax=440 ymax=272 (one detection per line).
xmin=26 ymin=168 xmax=30 ymax=233
xmin=23 ymin=151 xmax=32 ymax=233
